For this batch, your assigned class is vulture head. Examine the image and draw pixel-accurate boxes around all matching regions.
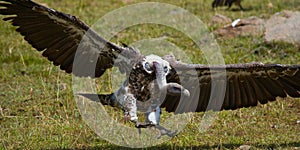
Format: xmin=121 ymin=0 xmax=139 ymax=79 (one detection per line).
xmin=140 ymin=54 xmax=190 ymax=97
xmin=142 ymin=54 xmax=171 ymax=75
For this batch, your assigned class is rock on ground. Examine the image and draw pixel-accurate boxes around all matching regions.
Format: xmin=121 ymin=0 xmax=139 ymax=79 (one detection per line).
xmin=214 ymin=16 xmax=265 ymax=38
xmin=210 ymin=14 xmax=232 ymax=26
xmin=264 ymin=10 xmax=300 ymax=48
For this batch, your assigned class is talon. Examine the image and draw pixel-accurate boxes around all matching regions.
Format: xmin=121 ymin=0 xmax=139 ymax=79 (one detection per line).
xmin=167 ymin=130 xmax=178 ymax=137
xmin=157 ymin=129 xmax=177 ymax=139
xmin=134 ymin=121 xmax=154 ymax=128
xmin=155 ymin=125 xmax=178 ymax=139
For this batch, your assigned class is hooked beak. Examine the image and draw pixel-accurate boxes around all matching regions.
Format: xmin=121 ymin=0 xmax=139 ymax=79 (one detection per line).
xmin=153 ymin=61 xmax=167 ymax=89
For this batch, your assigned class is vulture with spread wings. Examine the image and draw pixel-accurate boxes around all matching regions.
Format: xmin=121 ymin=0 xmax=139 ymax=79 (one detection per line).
xmin=0 ymin=0 xmax=299 ymax=138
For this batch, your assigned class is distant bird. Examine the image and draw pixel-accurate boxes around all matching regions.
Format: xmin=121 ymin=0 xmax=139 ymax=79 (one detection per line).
xmin=212 ymin=0 xmax=244 ymax=10
xmin=0 ymin=0 xmax=299 ymax=138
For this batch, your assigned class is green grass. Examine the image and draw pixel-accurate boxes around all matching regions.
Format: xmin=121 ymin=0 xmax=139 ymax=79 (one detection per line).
xmin=0 ymin=0 xmax=300 ymax=149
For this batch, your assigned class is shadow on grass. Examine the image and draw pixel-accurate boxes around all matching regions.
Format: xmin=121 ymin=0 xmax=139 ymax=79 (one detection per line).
xmin=49 ymin=142 xmax=300 ymax=150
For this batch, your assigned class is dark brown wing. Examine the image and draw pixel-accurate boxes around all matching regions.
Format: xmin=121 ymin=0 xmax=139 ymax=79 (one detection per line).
xmin=0 ymin=0 xmax=140 ymax=77
xmin=162 ymin=57 xmax=300 ymax=113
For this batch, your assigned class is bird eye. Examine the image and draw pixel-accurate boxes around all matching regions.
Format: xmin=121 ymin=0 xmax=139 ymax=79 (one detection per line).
xmin=144 ymin=62 xmax=152 ymax=72
xmin=164 ymin=66 xmax=169 ymax=73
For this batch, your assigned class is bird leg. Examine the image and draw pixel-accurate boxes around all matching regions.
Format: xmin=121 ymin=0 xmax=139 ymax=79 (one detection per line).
xmin=131 ymin=106 xmax=156 ymax=129
xmin=135 ymin=106 xmax=178 ymax=138
xmin=150 ymin=106 xmax=178 ymax=138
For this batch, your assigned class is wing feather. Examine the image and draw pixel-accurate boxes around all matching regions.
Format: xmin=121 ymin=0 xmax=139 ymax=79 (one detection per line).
xmin=223 ymin=80 xmax=231 ymax=109
xmin=58 ymin=46 xmax=77 ymax=70
xmin=281 ymin=76 xmax=300 ymax=90
xmin=228 ymin=78 xmax=237 ymax=109
xmin=163 ymin=58 xmax=300 ymax=113
xmin=243 ymin=77 xmax=258 ymax=106
xmin=164 ymin=95 xmax=179 ymax=112
xmin=238 ymin=75 xmax=250 ymax=107
xmin=198 ymin=83 xmax=210 ymax=111
xmin=262 ymin=77 xmax=286 ymax=98
xmin=257 ymin=77 xmax=276 ymax=103
xmin=0 ymin=0 xmax=140 ymax=77
xmin=278 ymin=78 xmax=300 ymax=97
xmin=232 ymin=75 xmax=241 ymax=109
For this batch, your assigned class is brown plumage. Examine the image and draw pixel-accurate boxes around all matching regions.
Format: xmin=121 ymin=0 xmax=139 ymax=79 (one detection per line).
xmin=212 ymin=0 xmax=244 ymax=10
xmin=0 ymin=0 xmax=299 ymax=137
xmin=0 ymin=0 xmax=140 ymax=78
xmin=162 ymin=56 xmax=300 ymax=113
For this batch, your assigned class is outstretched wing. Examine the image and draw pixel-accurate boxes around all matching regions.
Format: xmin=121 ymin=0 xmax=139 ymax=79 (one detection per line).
xmin=162 ymin=57 xmax=300 ymax=113
xmin=0 ymin=0 xmax=140 ymax=77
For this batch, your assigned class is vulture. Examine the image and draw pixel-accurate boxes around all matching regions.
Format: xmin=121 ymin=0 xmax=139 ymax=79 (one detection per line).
xmin=0 ymin=0 xmax=299 ymax=138
xmin=212 ymin=0 xmax=244 ymax=10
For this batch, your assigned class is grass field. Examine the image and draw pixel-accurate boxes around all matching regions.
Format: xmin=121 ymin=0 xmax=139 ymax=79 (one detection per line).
xmin=0 ymin=0 xmax=300 ymax=149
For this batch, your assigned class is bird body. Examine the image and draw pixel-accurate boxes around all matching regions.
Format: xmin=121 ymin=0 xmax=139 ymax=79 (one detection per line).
xmin=0 ymin=0 xmax=299 ymax=138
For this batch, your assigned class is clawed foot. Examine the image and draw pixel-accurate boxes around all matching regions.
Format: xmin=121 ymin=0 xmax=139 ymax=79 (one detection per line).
xmin=155 ymin=125 xmax=177 ymax=139
xmin=135 ymin=121 xmax=155 ymax=128
xmin=134 ymin=121 xmax=154 ymax=135
xmin=134 ymin=121 xmax=177 ymax=139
